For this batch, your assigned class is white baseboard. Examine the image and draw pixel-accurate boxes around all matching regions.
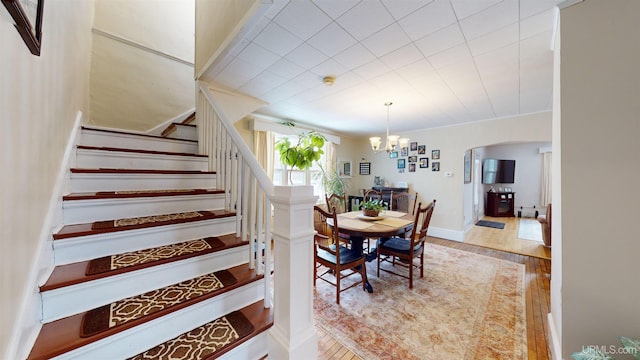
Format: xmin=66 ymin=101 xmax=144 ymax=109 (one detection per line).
xmin=146 ymin=108 xmax=196 ymax=136
xmin=547 ymin=312 xmax=562 ymax=360
xmin=4 ymin=111 xmax=84 ymax=360
xmin=428 ymin=226 xmax=464 ymax=242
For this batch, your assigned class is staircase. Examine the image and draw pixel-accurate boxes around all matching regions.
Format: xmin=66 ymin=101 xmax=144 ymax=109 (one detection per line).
xmin=27 ymin=115 xmax=273 ymax=359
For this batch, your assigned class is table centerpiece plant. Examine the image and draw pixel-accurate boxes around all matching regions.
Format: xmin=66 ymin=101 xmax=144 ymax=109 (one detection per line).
xmin=360 ymin=199 xmax=387 ymax=217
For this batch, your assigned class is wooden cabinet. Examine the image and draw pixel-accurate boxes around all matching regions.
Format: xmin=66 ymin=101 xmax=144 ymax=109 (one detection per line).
xmin=486 ymin=192 xmax=515 ymax=217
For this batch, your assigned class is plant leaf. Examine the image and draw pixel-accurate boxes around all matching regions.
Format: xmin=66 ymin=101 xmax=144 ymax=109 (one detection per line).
xmin=571 ymin=348 xmax=614 ymax=360
xmin=620 ymin=336 xmax=640 ymax=360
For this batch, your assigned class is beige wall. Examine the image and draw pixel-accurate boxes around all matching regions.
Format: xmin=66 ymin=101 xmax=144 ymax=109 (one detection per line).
xmin=89 ymin=0 xmax=195 ymax=131
xmin=558 ymin=1 xmax=640 ymax=357
xmin=342 ymin=112 xmax=551 ymax=239
xmin=195 ymin=0 xmax=258 ymax=76
xmin=0 ymin=1 xmax=94 ymax=356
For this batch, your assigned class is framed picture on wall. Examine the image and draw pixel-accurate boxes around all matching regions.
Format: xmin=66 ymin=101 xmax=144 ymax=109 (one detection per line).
xmin=419 ymin=157 xmax=429 ymax=168
xmin=410 ymin=142 xmax=418 ymax=151
xmin=401 ymin=147 xmax=408 ymax=156
xmin=418 ymin=145 xmax=426 ymax=154
xmin=389 ymin=151 xmax=398 ymax=158
xmin=432 ymin=161 xmax=440 ymax=171
xmin=409 ymin=163 xmax=416 ymax=172
xmin=397 ymin=158 xmax=406 ymax=169
xmin=432 ymin=149 xmax=440 ymax=159
xmin=359 ymin=162 xmax=371 ymax=175
xmin=1 ymin=0 xmax=44 ymax=55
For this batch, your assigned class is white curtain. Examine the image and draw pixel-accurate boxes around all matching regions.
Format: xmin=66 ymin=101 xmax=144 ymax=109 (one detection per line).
xmin=541 ymin=152 xmax=552 ymax=206
xmin=254 ymin=130 xmax=274 ymax=179
xmin=325 ymin=141 xmax=336 ymax=172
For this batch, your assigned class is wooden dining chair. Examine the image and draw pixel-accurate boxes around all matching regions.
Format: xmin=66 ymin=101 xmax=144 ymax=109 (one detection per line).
xmin=325 ymin=193 xmax=347 ymax=213
xmin=390 ymin=191 xmax=419 ymax=214
xmin=325 ymin=193 xmax=351 ymax=247
xmin=313 ymin=205 xmax=368 ymax=304
xmin=377 ymin=200 xmax=436 ymax=289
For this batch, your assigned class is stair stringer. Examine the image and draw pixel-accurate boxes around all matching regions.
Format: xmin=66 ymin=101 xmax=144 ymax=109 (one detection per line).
xmin=53 ymin=216 xmax=237 ymax=265
xmin=42 ymin=244 xmax=249 ymax=322
xmin=50 ymin=279 xmax=265 ymax=360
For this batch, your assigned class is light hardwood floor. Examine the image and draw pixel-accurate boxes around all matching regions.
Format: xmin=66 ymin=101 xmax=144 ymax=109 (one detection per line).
xmin=317 ymin=224 xmax=552 ymax=360
xmin=465 ymin=216 xmax=551 ymax=259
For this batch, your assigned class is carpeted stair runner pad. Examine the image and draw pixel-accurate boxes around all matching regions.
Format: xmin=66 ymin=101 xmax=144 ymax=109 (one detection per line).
xmin=127 ymin=311 xmax=254 ymax=360
xmin=86 ymin=237 xmax=226 ymax=275
xmin=80 ymin=270 xmax=237 ymax=337
xmin=92 ymin=211 xmax=203 ymax=229
xmin=476 ymin=220 xmax=506 ymax=229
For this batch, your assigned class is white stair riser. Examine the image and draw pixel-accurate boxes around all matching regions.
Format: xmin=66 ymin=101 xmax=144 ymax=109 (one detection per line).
xmin=51 ymin=280 xmax=265 ymax=360
xmin=81 ymin=129 xmax=197 ymax=153
xmin=218 ymin=332 xmax=269 ymax=360
xmin=54 ymin=217 xmax=237 ymax=265
xmin=70 ymin=172 xmax=216 ymax=192
xmin=167 ymin=125 xmax=197 ymax=141
xmin=76 ymin=149 xmax=208 ymax=171
xmin=42 ymin=245 xmax=249 ymax=322
xmin=63 ymin=194 xmax=225 ymax=224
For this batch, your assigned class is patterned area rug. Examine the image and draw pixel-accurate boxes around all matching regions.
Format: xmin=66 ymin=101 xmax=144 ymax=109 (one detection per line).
xmin=86 ymin=237 xmax=226 ymax=275
xmin=314 ymin=243 xmax=526 ymax=360
xmin=92 ymin=211 xmax=204 ymax=230
xmin=81 ymin=270 xmax=237 ymax=337
xmin=128 ymin=310 xmax=254 ymax=360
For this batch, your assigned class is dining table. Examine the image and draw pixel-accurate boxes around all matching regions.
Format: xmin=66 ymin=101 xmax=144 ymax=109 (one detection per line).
xmin=328 ymin=210 xmax=415 ymax=292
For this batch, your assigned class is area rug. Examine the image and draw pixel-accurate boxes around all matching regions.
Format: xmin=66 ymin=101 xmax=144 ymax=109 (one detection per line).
xmin=476 ymin=220 xmax=506 ymax=229
xmin=517 ymin=218 xmax=543 ymax=242
xmin=127 ymin=310 xmax=253 ymax=360
xmin=81 ymin=270 xmax=237 ymax=337
xmin=313 ymin=243 xmax=526 ymax=360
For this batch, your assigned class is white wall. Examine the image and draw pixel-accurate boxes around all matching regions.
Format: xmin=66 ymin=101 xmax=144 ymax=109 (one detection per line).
xmin=0 ymin=1 xmax=94 ymax=357
xmin=345 ymin=112 xmax=551 ymax=240
xmin=558 ymin=1 xmax=640 ymax=358
xmin=481 ymin=142 xmax=551 ymax=211
xmin=89 ymin=0 xmax=195 ymax=131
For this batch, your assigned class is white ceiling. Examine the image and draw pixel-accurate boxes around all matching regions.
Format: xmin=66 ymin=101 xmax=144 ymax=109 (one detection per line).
xmin=203 ymin=0 xmax=562 ymax=136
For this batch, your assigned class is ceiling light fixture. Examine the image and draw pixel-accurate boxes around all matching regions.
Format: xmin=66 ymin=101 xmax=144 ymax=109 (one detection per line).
xmin=370 ymin=102 xmax=404 ymax=153
xmin=322 ymin=75 xmax=336 ymax=86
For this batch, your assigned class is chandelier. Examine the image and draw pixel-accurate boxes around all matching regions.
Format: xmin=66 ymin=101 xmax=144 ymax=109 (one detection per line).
xmin=369 ymin=102 xmax=409 ymax=153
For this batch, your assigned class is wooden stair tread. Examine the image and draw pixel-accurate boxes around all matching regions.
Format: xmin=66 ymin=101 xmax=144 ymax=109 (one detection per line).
xmin=27 ymin=265 xmax=265 ymax=360
xmin=54 ymin=210 xmax=235 ymax=240
xmin=41 ymin=234 xmax=247 ymax=291
xmin=71 ymin=168 xmax=215 ymax=174
xmin=77 ymin=145 xmax=206 ymax=158
xmin=63 ymin=189 xmax=224 ymax=201
xmin=161 ymin=122 xmax=197 ymax=138
xmin=181 ymin=112 xmax=196 ymax=125
xmin=81 ymin=126 xmax=197 ymax=143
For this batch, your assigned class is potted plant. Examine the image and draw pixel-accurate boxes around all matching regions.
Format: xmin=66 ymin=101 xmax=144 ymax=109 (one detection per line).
xmin=318 ymin=164 xmax=350 ymax=196
xmin=360 ymin=199 xmax=387 ymax=217
xmin=275 ymin=130 xmax=326 ymax=184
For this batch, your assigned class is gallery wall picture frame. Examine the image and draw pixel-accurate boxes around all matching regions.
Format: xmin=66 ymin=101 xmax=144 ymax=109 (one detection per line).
xmin=419 ymin=157 xmax=429 ymax=168
xmin=2 ymin=0 xmax=44 ymax=56
xmin=408 ymin=155 xmax=417 ymax=163
xmin=401 ymin=147 xmax=408 ymax=156
xmin=418 ymin=145 xmax=426 ymax=154
xmin=389 ymin=151 xmax=398 ymax=158
xmin=432 ymin=149 xmax=440 ymax=159
xmin=464 ymin=149 xmax=472 ymax=183
xmin=409 ymin=163 xmax=416 ymax=172
xmin=432 ymin=161 xmax=440 ymax=171
xmin=397 ymin=158 xmax=406 ymax=169
xmin=410 ymin=142 xmax=418 ymax=151
xmin=359 ymin=162 xmax=371 ymax=175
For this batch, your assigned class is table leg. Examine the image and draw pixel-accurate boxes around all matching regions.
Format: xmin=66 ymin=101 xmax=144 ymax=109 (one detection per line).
xmin=350 ymin=236 xmax=374 ymax=293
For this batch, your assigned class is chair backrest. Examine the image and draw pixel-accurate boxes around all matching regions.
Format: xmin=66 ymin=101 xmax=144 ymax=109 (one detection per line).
xmin=313 ymin=205 xmax=341 ymax=260
xmin=408 ymin=200 xmax=436 ymax=248
xmin=325 ymin=193 xmax=347 ymax=214
xmin=363 ymin=189 xmax=382 ymax=202
xmin=390 ymin=191 xmax=411 ymax=213
xmin=410 ymin=191 xmax=419 ymax=215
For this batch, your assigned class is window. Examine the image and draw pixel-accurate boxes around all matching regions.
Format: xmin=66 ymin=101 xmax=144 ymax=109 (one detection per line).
xmin=273 ymin=133 xmax=327 ymax=200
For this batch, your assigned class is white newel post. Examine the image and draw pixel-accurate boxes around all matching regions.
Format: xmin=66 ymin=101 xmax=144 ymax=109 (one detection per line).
xmin=269 ymin=185 xmax=318 ymax=359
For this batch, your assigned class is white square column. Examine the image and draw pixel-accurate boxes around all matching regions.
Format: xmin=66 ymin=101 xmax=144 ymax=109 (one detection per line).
xmin=269 ymin=185 xmax=318 ymax=360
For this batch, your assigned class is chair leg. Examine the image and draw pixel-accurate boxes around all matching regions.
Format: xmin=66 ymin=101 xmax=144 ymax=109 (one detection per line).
xmin=361 ymin=263 xmax=368 ymax=292
xmin=336 ymin=267 xmax=340 ymax=304
xmin=420 ymin=252 xmax=424 ymax=278
xmin=409 ymin=257 xmax=413 ymax=289
xmin=376 ymin=251 xmax=381 ymax=278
